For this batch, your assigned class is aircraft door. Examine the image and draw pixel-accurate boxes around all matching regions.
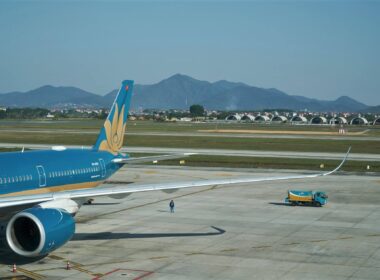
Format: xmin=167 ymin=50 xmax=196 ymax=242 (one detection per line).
xmin=36 ymin=165 xmax=47 ymax=187
xmin=99 ymin=158 xmax=106 ymax=178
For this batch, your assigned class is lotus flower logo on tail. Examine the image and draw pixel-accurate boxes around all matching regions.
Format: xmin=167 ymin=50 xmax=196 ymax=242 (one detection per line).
xmin=99 ymin=104 xmax=126 ymax=155
xmin=93 ymin=80 xmax=134 ymax=155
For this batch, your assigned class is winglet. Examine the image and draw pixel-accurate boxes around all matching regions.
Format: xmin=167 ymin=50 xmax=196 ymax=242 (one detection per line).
xmin=322 ymin=146 xmax=351 ymax=176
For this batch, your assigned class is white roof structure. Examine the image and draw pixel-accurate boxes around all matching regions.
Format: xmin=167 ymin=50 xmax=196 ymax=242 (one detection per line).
xmin=290 ymin=115 xmax=308 ymax=123
xmin=241 ymin=114 xmax=255 ymax=121
xmin=254 ymin=115 xmax=270 ymax=122
xmin=350 ymin=117 xmax=369 ymax=125
xmin=271 ymin=115 xmax=287 ymax=122
xmin=310 ymin=116 xmax=328 ymax=124
xmin=329 ymin=117 xmax=348 ymax=125
xmin=373 ymin=118 xmax=380 ymax=125
xmin=225 ymin=114 xmax=241 ymax=121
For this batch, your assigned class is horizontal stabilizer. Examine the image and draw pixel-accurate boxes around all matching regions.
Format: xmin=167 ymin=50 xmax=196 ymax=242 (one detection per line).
xmin=112 ymin=153 xmax=196 ymax=164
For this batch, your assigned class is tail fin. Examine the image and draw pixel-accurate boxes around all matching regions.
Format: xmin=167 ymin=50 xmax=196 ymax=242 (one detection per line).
xmin=93 ymin=80 xmax=134 ymax=154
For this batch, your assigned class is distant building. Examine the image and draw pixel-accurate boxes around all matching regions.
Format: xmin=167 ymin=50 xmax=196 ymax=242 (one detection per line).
xmin=254 ymin=115 xmax=270 ymax=122
xmin=225 ymin=114 xmax=241 ymax=121
xmin=290 ymin=115 xmax=308 ymax=124
xmin=350 ymin=117 xmax=369 ymax=125
xmin=179 ymin=117 xmax=192 ymax=122
xmin=271 ymin=115 xmax=287 ymax=123
xmin=373 ymin=118 xmax=380 ymax=125
xmin=329 ymin=117 xmax=348 ymax=125
xmin=310 ymin=116 xmax=327 ymax=124
xmin=241 ymin=114 xmax=255 ymax=121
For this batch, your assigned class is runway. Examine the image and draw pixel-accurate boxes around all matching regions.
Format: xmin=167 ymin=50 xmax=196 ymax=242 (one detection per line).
xmin=0 ymin=143 xmax=378 ymax=161
xmin=0 ymin=128 xmax=378 ymax=141
xmin=0 ymin=166 xmax=379 ymax=279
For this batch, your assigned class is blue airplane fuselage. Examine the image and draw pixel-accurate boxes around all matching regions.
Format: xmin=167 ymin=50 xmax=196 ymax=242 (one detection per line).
xmin=0 ymin=149 xmax=124 ymax=196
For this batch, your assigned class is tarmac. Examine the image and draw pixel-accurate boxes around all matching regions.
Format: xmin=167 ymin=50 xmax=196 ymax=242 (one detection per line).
xmin=0 ymin=165 xmax=379 ymax=279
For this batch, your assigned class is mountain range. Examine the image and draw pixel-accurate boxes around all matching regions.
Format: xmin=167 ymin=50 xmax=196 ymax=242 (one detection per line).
xmin=0 ymin=74 xmax=373 ymax=112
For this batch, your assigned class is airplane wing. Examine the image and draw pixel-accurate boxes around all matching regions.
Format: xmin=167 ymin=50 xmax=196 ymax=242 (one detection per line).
xmin=0 ymin=148 xmax=350 ymax=209
xmin=113 ymin=153 xmax=196 ymax=164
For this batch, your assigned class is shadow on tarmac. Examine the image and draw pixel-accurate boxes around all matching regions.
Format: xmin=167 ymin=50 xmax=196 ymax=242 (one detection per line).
xmin=84 ymin=202 xmax=121 ymax=206
xmin=72 ymin=226 xmax=225 ymax=241
xmin=0 ymin=227 xmax=225 ymax=264
xmin=269 ymin=202 xmax=292 ymax=206
xmin=269 ymin=202 xmax=320 ymax=207
xmin=0 ymin=241 xmax=47 ymax=265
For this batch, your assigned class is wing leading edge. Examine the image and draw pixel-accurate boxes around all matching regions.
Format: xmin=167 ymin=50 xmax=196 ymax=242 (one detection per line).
xmin=0 ymin=148 xmax=350 ymax=209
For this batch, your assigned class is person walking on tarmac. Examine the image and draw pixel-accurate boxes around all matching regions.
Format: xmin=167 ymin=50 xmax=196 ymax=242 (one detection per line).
xmin=169 ymin=200 xmax=175 ymax=213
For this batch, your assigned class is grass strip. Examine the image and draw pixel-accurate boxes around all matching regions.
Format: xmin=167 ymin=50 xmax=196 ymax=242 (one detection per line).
xmin=147 ymin=154 xmax=380 ymax=173
xmin=0 ymin=132 xmax=378 ymax=154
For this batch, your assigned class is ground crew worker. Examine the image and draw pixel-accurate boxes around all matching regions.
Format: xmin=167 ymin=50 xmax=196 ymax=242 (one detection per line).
xmin=169 ymin=200 xmax=175 ymax=213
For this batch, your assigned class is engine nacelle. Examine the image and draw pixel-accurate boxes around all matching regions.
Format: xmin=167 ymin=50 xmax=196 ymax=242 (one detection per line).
xmin=6 ymin=207 xmax=75 ymax=257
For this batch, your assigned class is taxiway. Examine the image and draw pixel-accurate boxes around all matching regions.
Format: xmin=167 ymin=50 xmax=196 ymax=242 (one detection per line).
xmin=0 ymin=165 xmax=379 ymax=279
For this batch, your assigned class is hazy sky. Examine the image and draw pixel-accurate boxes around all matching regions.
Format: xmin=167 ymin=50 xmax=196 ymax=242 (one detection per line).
xmin=0 ymin=0 xmax=379 ymax=105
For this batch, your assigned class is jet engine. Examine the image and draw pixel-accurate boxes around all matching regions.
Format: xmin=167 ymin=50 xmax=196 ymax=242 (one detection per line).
xmin=6 ymin=207 xmax=75 ymax=257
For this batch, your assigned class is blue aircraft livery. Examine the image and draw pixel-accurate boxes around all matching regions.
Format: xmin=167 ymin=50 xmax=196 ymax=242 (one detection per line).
xmin=0 ymin=80 xmax=350 ymax=259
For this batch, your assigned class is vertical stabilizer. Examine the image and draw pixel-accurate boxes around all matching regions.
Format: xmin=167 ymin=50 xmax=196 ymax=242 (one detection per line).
xmin=93 ymin=80 xmax=134 ymax=154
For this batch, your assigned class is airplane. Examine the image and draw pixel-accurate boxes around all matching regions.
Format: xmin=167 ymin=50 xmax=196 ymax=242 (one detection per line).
xmin=0 ymin=80 xmax=350 ymax=259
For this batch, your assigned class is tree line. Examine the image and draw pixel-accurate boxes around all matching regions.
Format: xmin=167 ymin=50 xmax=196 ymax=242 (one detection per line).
xmin=0 ymin=108 xmax=50 ymax=119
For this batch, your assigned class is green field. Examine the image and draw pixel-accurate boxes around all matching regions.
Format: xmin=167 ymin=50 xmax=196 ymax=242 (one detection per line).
xmin=0 ymin=119 xmax=378 ymax=171
xmin=0 ymin=131 xmax=378 ymax=154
